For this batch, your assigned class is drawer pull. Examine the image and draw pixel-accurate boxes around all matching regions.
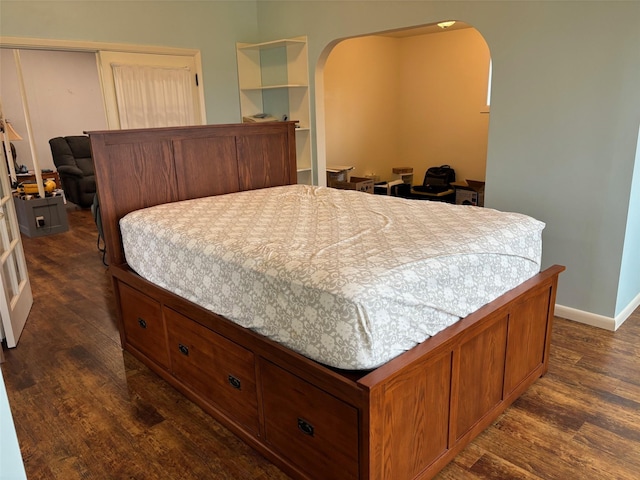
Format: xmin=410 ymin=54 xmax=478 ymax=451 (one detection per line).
xmin=178 ymin=343 xmax=189 ymax=356
xmin=137 ymin=318 xmax=147 ymax=329
xmin=297 ymin=418 xmax=314 ymax=437
xmin=228 ymin=375 xmax=241 ymax=390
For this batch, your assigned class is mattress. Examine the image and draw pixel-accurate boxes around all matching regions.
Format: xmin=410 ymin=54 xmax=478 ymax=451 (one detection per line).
xmin=120 ymin=184 xmax=544 ymax=370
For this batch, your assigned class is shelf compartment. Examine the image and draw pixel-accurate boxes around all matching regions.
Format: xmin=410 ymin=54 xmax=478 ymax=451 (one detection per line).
xmin=241 ymin=84 xmax=308 ymax=91
xmin=237 ymin=36 xmax=313 ymax=185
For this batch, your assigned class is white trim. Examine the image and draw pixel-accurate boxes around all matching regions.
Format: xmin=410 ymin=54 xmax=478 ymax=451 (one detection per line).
xmin=13 ymin=51 xmax=45 ymax=198
xmin=1 ymin=36 xmax=207 ymax=125
xmin=554 ymin=305 xmax=616 ymax=331
xmin=555 ymin=293 xmax=640 ymax=332
xmin=0 ymin=36 xmax=199 ymax=56
xmin=486 ymin=58 xmax=492 ymax=106
xmin=614 ymin=291 xmax=640 ymax=329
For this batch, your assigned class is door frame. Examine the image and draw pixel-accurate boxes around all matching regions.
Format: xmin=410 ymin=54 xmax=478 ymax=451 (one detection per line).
xmin=0 ymin=36 xmax=206 ymax=349
xmin=0 ymin=105 xmax=33 ymax=349
xmin=97 ymin=51 xmax=203 ymax=129
xmin=0 ymin=36 xmax=207 ymax=126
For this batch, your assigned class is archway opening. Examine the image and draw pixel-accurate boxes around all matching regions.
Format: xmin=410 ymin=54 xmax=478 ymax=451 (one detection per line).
xmin=316 ymin=21 xmax=491 ymax=194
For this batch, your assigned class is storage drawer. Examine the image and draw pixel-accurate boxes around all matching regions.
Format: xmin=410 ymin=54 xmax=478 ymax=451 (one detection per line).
xmin=118 ymin=282 xmax=169 ymax=369
xmin=165 ymin=308 xmax=259 ymax=435
xmin=261 ymin=360 xmax=359 ymax=479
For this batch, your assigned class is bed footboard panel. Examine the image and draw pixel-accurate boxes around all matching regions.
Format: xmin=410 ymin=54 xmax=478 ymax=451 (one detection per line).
xmin=112 ymin=257 xmax=562 ymax=480
xmin=363 ymin=265 xmax=564 ymax=480
xmin=112 ymin=263 xmax=562 ymax=480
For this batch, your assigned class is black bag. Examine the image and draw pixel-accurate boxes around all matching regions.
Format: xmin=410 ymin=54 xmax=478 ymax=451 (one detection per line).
xmin=419 ymin=165 xmax=456 ymax=193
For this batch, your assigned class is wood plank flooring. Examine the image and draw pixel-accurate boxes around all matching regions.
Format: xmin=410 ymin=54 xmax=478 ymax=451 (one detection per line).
xmin=1 ymin=207 xmax=639 ymax=479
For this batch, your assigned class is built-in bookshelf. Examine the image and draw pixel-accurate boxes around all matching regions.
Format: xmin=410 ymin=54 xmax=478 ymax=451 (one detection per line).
xmin=236 ymin=36 xmax=313 ymax=185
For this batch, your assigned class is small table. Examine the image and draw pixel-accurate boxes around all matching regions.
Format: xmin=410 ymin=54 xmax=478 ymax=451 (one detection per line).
xmin=373 ymin=179 xmax=405 ymax=195
xmin=15 ymin=171 xmax=62 ymax=189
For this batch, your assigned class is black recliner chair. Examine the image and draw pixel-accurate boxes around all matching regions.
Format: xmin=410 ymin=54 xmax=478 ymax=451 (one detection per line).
xmin=49 ymin=135 xmax=96 ymax=208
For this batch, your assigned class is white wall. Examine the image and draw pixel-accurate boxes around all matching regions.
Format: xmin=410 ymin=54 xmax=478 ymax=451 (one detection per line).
xmin=0 ymin=49 xmax=107 ymax=171
xmin=324 ymin=36 xmax=400 ymax=179
xmin=617 ymin=127 xmax=640 ymax=317
xmin=398 ymin=28 xmax=489 ymax=184
xmin=0 ymin=51 xmax=25 ymax=166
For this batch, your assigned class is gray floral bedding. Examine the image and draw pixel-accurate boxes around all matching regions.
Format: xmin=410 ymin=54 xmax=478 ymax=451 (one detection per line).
xmin=120 ymin=184 xmax=544 ymax=370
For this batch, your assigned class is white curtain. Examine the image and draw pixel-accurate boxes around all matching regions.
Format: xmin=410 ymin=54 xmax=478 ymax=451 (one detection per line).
xmin=112 ymin=64 xmax=196 ymax=129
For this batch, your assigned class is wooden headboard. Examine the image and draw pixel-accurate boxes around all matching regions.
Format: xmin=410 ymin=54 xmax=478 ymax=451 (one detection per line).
xmin=89 ymin=122 xmax=298 ymax=266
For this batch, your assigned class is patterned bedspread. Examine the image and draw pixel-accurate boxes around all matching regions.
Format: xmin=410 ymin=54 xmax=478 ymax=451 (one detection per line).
xmin=120 ymin=185 xmax=544 ymax=370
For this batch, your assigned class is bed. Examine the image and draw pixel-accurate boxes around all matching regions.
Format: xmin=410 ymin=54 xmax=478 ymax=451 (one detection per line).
xmin=90 ymin=122 xmax=564 ymax=480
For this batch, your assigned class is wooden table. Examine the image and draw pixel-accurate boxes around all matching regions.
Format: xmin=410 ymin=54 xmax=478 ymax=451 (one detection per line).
xmin=15 ymin=171 xmax=62 ymax=188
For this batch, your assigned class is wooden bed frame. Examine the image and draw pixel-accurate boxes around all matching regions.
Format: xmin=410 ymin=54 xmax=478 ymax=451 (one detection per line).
xmin=89 ymin=122 xmax=564 ymax=480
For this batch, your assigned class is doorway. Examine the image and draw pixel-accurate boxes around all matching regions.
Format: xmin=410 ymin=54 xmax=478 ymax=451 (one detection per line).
xmin=0 ymin=49 xmax=106 ymax=173
xmin=0 ymin=44 xmax=206 ymax=174
xmin=98 ymin=51 xmax=203 ymax=129
xmin=317 ymin=22 xmax=491 ymax=188
xmin=0 ymin=39 xmax=206 ymax=350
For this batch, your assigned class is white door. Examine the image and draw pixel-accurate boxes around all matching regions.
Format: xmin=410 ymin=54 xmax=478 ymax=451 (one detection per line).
xmin=0 ymin=117 xmax=33 ymax=348
xmin=97 ymin=51 xmax=205 ymax=129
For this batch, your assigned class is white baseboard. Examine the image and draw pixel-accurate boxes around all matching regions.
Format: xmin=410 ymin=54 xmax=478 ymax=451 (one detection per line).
xmin=555 ymin=292 xmax=640 ymax=331
xmin=614 ymin=291 xmax=640 ymax=329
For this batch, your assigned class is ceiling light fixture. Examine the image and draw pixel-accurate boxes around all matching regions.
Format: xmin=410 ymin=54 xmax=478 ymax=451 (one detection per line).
xmin=437 ymin=21 xmax=456 ymax=29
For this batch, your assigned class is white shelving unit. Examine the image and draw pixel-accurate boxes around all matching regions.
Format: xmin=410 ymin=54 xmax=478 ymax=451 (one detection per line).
xmin=237 ymin=36 xmax=313 ymax=185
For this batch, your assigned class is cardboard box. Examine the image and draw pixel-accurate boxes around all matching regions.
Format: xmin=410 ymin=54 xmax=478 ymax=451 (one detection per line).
xmin=326 ymin=166 xmax=354 ymax=184
xmin=330 ymin=176 xmax=374 ymax=194
xmin=454 ymin=180 xmax=485 ymax=207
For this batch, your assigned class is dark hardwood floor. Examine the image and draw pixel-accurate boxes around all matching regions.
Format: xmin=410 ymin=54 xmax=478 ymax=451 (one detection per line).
xmin=1 ymin=207 xmax=639 ymax=479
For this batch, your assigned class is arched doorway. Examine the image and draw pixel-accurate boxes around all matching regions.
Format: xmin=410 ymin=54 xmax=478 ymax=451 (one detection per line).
xmin=316 ymin=22 xmax=491 ymax=191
